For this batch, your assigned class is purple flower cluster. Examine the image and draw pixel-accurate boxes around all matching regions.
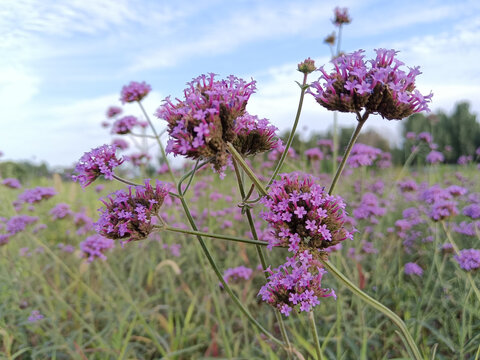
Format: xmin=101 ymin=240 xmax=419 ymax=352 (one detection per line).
xmin=96 ymin=179 xmax=169 ymax=242
xmin=404 ymin=262 xmax=423 ymax=276
xmin=1 ymin=215 xmax=39 ymax=243
xmin=156 ymin=73 xmax=278 ymax=173
xmin=2 ymin=178 xmax=21 ymax=189
xmin=28 ymin=310 xmax=45 ymax=323
xmin=80 ymin=234 xmax=115 ymax=262
xmin=49 ymin=203 xmax=73 ymax=220
xmin=222 ymin=265 xmax=253 ymax=284
xmin=258 ymin=251 xmax=336 ymax=316
xmin=420 ymin=185 xmax=459 ymax=222
xmin=347 ymin=143 xmax=382 ymax=168
xmin=106 ymin=106 xmax=122 ymax=118
xmin=18 ymin=187 xmax=56 ymax=204
xmin=111 ymin=116 xmax=140 ymax=135
xmin=454 ymin=249 xmax=480 ymax=271
xmin=353 ymin=193 xmax=386 ymax=224
xmin=304 ymin=148 xmax=324 ymax=160
xmin=111 ymin=138 xmax=129 ymax=150
xmin=72 ymin=145 xmax=123 ymax=188
xmin=426 ymin=150 xmax=444 ymax=164
xmin=260 ymin=173 xmax=353 ymax=252
xmin=120 ymin=81 xmax=151 ymax=104
xmin=463 ymin=204 xmax=480 ymax=219
xmin=308 ymin=49 xmax=432 ymax=119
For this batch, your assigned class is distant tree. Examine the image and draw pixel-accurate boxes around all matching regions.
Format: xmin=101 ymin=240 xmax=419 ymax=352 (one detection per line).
xmin=402 ymin=102 xmax=480 ymax=163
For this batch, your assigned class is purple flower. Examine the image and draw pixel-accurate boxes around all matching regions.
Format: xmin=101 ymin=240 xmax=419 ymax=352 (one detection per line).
xmin=49 ymin=203 xmax=72 ymax=220
xmin=417 ymin=132 xmax=432 ymax=143
xmin=304 ymin=148 xmax=324 ymax=160
xmin=18 ymin=187 xmax=56 ymax=204
xmin=80 ymin=234 xmax=115 ymax=262
xmin=308 ymin=49 xmax=432 ymax=119
xmin=404 ymin=262 xmax=423 ymax=276
xmin=126 ymin=152 xmax=151 ymax=167
xmin=28 ymin=310 xmax=44 ymax=323
xmin=106 ymin=106 xmax=123 ymax=118
xmin=426 ymin=150 xmax=444 ymax=164
xmin=260 ymin=173 xmax=353 ymax=253
xmin=454 ymin=249 xmax=480 ymax=271
xmin=95 ymin=179 xmax=169 ymax=242
xmin=111 ymin=115 xmax=140 ymax=135
xmin=353 ymin=193 xmax=386 ymax=224
xmin=429 ymin=200 xmax=458 ymax=221
xmin=72 ymin=145 xmax=123 ymax=188
xmin=347 ymin=144 xmax=382 ymax=168
xmin=463 ymin=204 xmax=480 ymax=219
xmin=6 ymin=215 xmax=38 ymax=235
xmin=222 ymin=266 xmax=253 ymax=285
xmin=120 ymin=81 xmax=151 ymax=104
xmin=258 ymin=250 xmax=335 ymax=316
xmin=111 ymin=138 xmax=129 ymax=150
xmin=2 ymin=178 xmax=21 ymax=189
xmin=156 ymin=74 xmax=274 ymax=174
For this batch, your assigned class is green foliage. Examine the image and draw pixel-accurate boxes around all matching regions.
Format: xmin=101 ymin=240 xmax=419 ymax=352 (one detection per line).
xmin=0 ymin=161 xmax=51 ymax=183
xmin=402 ymin=102 xmax=480 ymax=163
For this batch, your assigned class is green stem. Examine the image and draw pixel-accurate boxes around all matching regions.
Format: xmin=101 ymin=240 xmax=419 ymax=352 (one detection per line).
xmin=321 ymin=260 xmax=423 ymax=360
xmin=177 ymin=195 xmax=284 ymax=347
xmin=137 ymin=100 xmax=176 ymax=184
xmin=227 ymin=142 xmax=268 ymax=197
xmin=267 ymin=73 xmax=309 ymax=187
xmin=231 ymin=157 xmax=294 ymax=358
xmin=163 ymin=225 xmax=269 ymax=247
xmin=328 ymin=113 xmax=368 ymax=195
xmin=308 ymin=311 xmax=324 ymax=360
xmin=112 ymin=174 xmax=142 ymax=187
xmin=441 ymin=221 xmax=480 ymax=302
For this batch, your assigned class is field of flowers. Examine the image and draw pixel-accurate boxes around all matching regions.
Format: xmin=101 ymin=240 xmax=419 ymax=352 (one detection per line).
xmin=1 ymin=8 xmax=480 ymax=359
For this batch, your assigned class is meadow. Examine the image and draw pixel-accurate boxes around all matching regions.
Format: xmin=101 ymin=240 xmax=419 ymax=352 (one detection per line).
xmin=1 ymin=153 xmax=479 ymax=359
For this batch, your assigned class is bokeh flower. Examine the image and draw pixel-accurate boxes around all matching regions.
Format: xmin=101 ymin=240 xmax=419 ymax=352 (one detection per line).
xmin=454 ymin=249 xmax=480 ymax=271
xmin=72 ymin=145 xmax=123 ymax=188
xmin=120 ymin=81 xmax=151 ymax=104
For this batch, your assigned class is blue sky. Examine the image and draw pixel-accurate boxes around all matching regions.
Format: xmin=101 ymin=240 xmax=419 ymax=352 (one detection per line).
xmin=1 ymin=0 xmax=479 ymax=167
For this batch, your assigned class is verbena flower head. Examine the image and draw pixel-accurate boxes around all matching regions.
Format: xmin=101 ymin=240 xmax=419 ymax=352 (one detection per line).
xmin=404 ymin=262 xmax=423 ymax=276
xmin=258 ymin=250 xmax=336 ymax=316
xmin=80 ymin=234 xmax=115 ymax=262
xmin=260 ymin=173 xmax=353 ymax=253
xmin=106 ymin=106 xmax=122 ymax=118
xmin=308 ymin=49 xmax=433 ymax=119
xmin=96 ymin=179 xmax=169 ymax=242
xmin=6 ymin=215 xmax=38 ymax=235
xmin=222 ymin=265 xmax=253 ymax=286
xmin=347 ymin=143 xmax=382 ymax=168
xmin=111 ymin=115 xmax=140 ymax=135
xmin=120 ymin=81 xmax=151 ymax=104
xmin=426 ymin=150 xmax=444 ymax=164
xmin=18 ymin=187 xmax=56 ymax=204
xmin=156 ymin=74 xmax=278 ymax=174
xmin=111 ymin=138 xmax=129 ymax=150
xmin=49 ymin=203 xmax=73 ymax=220
xmin=333 ymin=7 xmax=351 ymax=26
xmin=463 ymin=204 xmax=480 ymax=219
xmin=298 ymin=58 xmax=316 ymax=74
xmin=2 ymin=178 xmax=22 ymax=189
xmin=454 ymin=249 xmax=480 ymax=271
xmin=72 ymin=145 xmax=123 ymax=188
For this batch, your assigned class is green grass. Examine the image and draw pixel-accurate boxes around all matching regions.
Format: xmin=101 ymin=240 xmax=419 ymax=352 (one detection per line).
xmin=0 ymin=163 xmax=479 ymax=359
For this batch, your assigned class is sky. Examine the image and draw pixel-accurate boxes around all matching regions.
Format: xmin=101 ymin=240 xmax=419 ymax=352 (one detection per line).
xmin=1 ymin=0 xmax=479 ymax=168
